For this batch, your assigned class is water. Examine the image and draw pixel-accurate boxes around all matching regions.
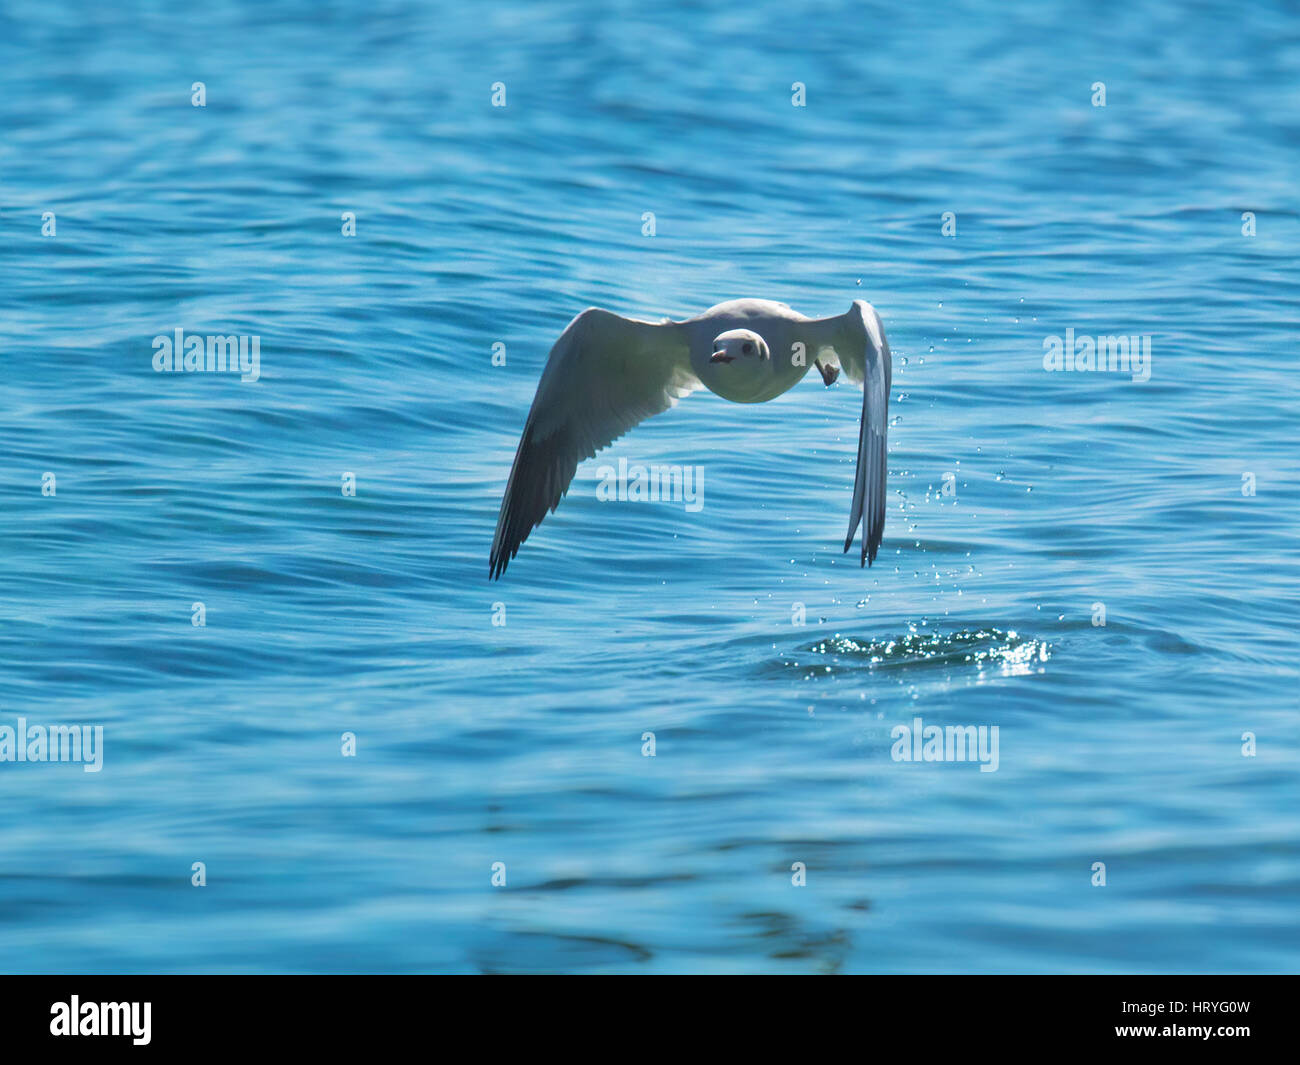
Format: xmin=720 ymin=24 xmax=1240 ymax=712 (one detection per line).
xmin=1 ymin=0 xmax=1297 ymax=973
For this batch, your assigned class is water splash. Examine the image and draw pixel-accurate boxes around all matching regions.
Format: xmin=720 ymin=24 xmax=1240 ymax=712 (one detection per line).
xmin=797 ymin=627 xmax=1051 ymax=677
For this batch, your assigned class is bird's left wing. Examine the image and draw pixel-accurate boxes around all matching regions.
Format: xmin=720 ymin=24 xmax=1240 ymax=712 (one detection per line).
xmin=804 ymin=300 xmax=892 ymax=566
xmin=490 ymin=308 xmax=698 ymax=579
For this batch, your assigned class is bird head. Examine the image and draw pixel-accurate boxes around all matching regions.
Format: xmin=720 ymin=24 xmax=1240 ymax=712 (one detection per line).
xmin=709 ymin=328 xmax=770 ymax=365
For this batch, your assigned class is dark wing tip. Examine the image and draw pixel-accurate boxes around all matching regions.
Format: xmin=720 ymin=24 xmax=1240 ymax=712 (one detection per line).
xmin=844 ymin=428 xmax=885 ymax=569
xmin=490 ymin=423 xmax=580 ymax=582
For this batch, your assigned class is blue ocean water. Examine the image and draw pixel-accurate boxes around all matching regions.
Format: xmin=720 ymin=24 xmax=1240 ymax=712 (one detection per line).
xmin=1 ymin=0 xmax=1297 ymax=974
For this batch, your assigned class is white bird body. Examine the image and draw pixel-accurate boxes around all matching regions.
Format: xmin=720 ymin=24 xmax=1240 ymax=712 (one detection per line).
xmin=490 ymin=297 xmax=892 ymax=579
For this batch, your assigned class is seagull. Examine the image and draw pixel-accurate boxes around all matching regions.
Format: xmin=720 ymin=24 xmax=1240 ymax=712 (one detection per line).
xmin=489 ymin=298 xmax=892 ymax=580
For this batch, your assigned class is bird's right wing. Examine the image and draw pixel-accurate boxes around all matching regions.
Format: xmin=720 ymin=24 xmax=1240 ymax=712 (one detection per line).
xmin=490 ymin=308 xmax=698 ymax=579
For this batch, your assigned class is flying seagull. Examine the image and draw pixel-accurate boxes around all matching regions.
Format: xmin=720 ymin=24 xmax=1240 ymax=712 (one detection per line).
xmin=490 ymin=298 xmax=891 ymax=580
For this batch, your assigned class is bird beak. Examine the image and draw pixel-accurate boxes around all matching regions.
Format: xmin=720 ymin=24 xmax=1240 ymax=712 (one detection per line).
xmin=710 ymin=351 xmax=733 ymax=364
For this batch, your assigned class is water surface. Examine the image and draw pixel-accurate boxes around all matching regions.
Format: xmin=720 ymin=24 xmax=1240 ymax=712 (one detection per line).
xmin=0 ymin=0 xmax=1297 ymax=973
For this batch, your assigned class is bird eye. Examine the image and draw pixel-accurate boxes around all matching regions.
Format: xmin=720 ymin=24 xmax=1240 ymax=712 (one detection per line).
xmin=742 ymin=342 xmax=753 ymax=355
